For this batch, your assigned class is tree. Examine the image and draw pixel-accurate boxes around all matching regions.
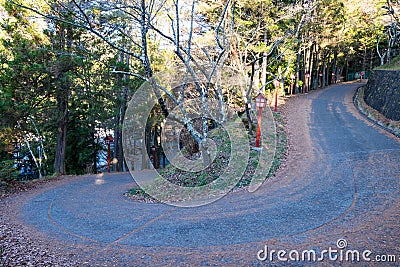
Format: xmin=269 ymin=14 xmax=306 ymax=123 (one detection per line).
xmin=0 ymin=0 xmax=52 ymax=176
xmin=49 ymin=2 xmax=81 ymax=175
xmin=5 ymin=0 xmax=398 ymax=176
xmin=2 ymin=0 xmax=125 ymax=175
xmin=226 ymin=0 xmax=314 ymax=128
xmin=378 ymin=0 xmax=400 ymax=64
xmin=12 ymin=0 xmax=237 ymax=166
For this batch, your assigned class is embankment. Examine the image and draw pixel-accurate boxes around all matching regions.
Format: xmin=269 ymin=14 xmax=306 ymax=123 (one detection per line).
xmin=363 ymin=70 xmax=400 ymax=121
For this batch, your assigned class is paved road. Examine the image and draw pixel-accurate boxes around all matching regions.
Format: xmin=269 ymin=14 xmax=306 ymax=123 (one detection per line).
xmin=16 ymin=84 xmax=400 ymax=265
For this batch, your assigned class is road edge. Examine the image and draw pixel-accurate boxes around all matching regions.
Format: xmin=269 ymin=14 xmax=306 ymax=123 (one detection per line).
xmin=353 ymin=86 xmax=400 ymax=138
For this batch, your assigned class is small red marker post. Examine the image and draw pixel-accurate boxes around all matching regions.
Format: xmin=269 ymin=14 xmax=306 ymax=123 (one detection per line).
xmin=254 ymin=93 xmax=267 ymax=148
xmin=104 ymin=135 xmax=114 ymax=173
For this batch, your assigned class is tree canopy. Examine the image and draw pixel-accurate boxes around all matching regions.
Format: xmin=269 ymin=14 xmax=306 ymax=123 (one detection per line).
xmin=0 ymin=0 xmax=399 ymax=177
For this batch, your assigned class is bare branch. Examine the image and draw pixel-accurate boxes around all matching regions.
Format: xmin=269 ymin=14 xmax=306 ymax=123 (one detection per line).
xmin=8 ymin=0 xmax=143 ymax=60
xmin=175 ymin=0 xmax=180 ymax=53
xmin=186 ymin=0 xmax=195 ymax=58
xmin=110 ymin=70 xmax=147 ymax=81
xmin=215 ymin=0 xmax=231 ymax=50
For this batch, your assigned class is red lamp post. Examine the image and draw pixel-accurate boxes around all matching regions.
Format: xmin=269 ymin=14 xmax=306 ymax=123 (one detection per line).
xmin=104 ymin=135 xmax=114 ymax=173
xmin=150 ymin=145 xmax=159 ymax=169
xmin=273 ymin=79 xmax=281 ymax=113
xmin=254 ymin=93 xmax=267 ymax=148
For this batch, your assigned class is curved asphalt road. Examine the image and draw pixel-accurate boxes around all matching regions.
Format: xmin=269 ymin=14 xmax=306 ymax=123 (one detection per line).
xmin=19 ymin=84 xmax=400 ymax=266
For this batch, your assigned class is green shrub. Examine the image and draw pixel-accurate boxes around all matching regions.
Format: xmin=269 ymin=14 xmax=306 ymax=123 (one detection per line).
xmin=0 ymin=160 xmax=18 ymax=182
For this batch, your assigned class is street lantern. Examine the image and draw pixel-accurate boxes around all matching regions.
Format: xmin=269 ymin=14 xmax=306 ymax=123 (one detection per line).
xmin=254 ymin=93 xmax=267 ymax=148
xmin=273 ymin=79 xmax=281 ymax=113
xmin=255 ymin=92 xmax=267 ymax=109
xmin=104 ymin=135 xmax=114 ymax=173
xmin=150 ymin=145 xmax=159 ymax=169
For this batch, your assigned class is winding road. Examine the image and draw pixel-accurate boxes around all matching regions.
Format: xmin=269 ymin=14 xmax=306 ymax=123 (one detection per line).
xmin=2 ymin=83 xmax=400 ymax=266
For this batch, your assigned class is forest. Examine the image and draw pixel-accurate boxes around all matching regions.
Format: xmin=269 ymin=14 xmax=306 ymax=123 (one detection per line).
xmin=0 ymin=0 xmax=399 ymax=180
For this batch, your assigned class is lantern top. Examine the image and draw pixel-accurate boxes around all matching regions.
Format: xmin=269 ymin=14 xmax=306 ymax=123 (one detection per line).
xmin=254 ymin=92 xmax=267 ymax=109
xmin=273 ymin=79 xmax=281 ymax=88
xmin=104 ymin=135 xmax=114 ymax=144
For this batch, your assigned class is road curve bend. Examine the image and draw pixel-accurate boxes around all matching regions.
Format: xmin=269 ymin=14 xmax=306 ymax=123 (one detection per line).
xmin=2 ymin=83 xmax=400 ymax=266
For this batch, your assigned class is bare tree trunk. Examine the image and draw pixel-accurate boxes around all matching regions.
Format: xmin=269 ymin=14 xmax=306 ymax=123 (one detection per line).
xmin=295 ymin=43 xmax=301 ymax=94
xmin=230 ymin=37 xmax=253 ymax=134
xmin=114 ymin=114 xmax=121 ymax=172
xmin=200 ymin=142 xmax=211 ymax=167
xmin=117 ymin=85 xmax=128 ymax=172
xmin=114 ymin=53 xmax=129 ymax=172
xmin=310 ymin=42 xmax=317 ymax=90
xmin=369 ymin=49 xmax=374 ymax=71
xmin=304 ymin=45 xmax=311 ymax=92
xmin=332 ymin=49 xmax=338 ymax=84
xmin=261 ymin=30 xmax=268 ymax=95
xmin=53 ymin=12 xmax=74 ymax=176
xmin=387 ymin=34 xmax=392 ymax=64
xmin=253 ymin=58 xmax=260 ymax=91
xmin=93 ymin=131 xmax=97 ymax=173
xmin=362 ymin=45 xmax=367 ymax=72
xmin=322 ymin=50 xmax=327 ymax=88
xmin=377 ymin=35 xmax=386 ymax=66
xmin=326 ymin=56 xmax=330 ymax=85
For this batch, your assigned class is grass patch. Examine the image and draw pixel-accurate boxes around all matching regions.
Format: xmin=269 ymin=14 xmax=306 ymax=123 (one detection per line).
xmin=269 ymin=113 xmax=287 ymax=173
xmin=235 ymin=112 xmax=287 ymax=188
xmin=126 ymin=111 xmax=288 ymax=203
xmin=124 ymin=187 xmax=159 ymax=203
xmin=157 ymin=127 xmax=232 ymax=188
xmin=374 ymin=55 xmax=400 ymax=70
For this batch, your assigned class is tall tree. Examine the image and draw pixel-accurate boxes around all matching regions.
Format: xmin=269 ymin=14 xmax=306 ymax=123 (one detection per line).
xmin=50 ymin=2 xmax=79 ymax=175
xmin=0 ymin=0 xmax=52 ymax=176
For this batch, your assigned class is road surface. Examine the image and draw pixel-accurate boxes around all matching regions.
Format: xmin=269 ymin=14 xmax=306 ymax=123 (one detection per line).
xmin=2 ymin=83 xmax=399 ymax=266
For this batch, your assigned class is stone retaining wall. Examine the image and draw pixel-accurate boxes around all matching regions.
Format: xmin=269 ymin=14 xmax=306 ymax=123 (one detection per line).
xmin=363 ymin=70 xmax=400 ymax=121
